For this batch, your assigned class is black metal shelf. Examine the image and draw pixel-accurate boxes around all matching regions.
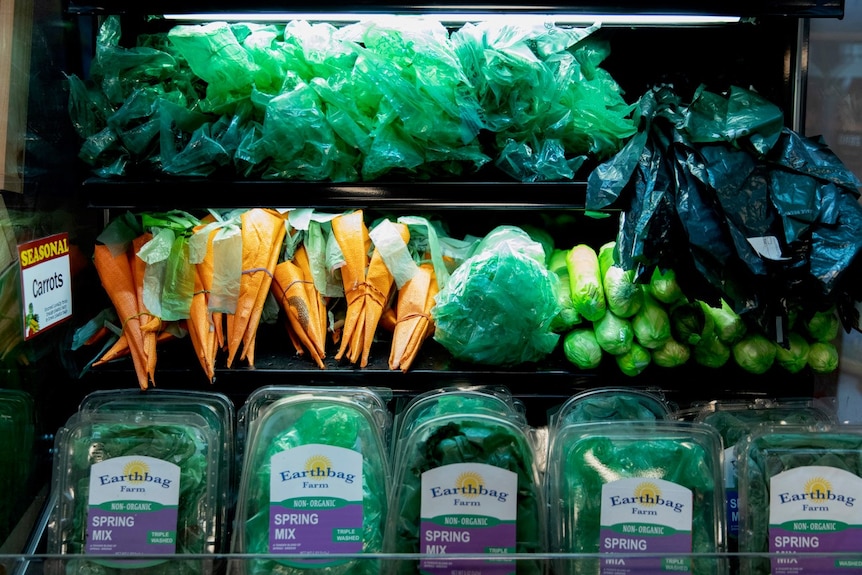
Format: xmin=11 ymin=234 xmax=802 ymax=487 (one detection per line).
xmin=83 ymin=177 xmax=597 ymax=211
xmin=64 ymin=0 xmax=844 ymax=19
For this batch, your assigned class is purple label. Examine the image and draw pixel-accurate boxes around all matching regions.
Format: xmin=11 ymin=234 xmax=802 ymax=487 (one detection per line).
xmin=419 ymin=522 xmax=516 ymax=575
xmin=269 ymin=504 xmax=363 ymax=555
xmin=599 ymin=529 xmax=692 ymax=574
xmin=727 ymin=489 xmax=739 ymax=538
xmin=85 ymin=508 xmax=177 ymax=555
xmin=769 ymin=526 xmax=862 ymax=574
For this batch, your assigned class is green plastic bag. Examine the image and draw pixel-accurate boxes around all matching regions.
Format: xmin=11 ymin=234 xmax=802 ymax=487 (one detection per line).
xmin=432 ymin=226 xmax=560 ymax=365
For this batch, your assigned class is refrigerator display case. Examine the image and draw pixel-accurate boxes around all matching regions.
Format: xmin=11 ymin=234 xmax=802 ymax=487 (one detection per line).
xmin=1 ymin=0 xmax=860 ymax=572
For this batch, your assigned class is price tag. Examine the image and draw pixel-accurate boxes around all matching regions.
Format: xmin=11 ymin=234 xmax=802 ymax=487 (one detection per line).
xmin=18 ymin=233 xmax=72 ymax=339
xmin=747 ymin=236 xmax=790 ymax=261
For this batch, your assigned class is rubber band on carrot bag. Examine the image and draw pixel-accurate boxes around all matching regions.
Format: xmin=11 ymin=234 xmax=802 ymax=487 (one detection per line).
xmin=242 ymin=267 xmax=275 ymax=279
xmin=120 ymin=311 xmax=149 ymax=332
xmin=396 ymin=312 xmax=432 ymax=325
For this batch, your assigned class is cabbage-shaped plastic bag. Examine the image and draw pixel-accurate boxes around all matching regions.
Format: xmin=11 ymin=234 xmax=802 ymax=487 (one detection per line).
xmin=432 ymin=226 xmax=560 ymax=365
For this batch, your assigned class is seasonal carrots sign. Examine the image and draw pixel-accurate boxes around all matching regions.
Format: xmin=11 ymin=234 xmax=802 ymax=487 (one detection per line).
xmin=18 ymin=233 xmax=73 ymax=339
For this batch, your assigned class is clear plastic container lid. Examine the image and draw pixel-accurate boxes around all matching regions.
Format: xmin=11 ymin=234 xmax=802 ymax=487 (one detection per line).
xmin=737 ymin=423 xmax=862 ymax=575
xmin=237 ymin=385 xmax=391 ymax=451
xmin=546 ymin=420 xmax=726 ymax=575
xmin=694 ymin=398 xmax=837 ymax=448
xmin=47 ymin=410 xmax=224 ymax=574
xmin=231 ymin=391 xmax=391 ymax=575
xmin=384 ymin=410 xmax=545 ymax=575
xmin=391 ymin=385 xmax=526 ymax=467
xmin=549 ymin=386 xmax=673 ymax=431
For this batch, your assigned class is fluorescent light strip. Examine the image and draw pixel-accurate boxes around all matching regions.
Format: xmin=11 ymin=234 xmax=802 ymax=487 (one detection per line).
xmin=162 ymin=12 xmax=741 ymax=26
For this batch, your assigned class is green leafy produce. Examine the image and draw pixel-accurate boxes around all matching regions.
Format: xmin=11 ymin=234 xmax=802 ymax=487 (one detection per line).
xmin=615 ymin=341 xmax=651 ymax=376
xmin=632 ymin=292 xmax=671 ymax=349
xmin=652 ymin=337 xmax=691 ymax=368
xmin=386 ymin=414 xmax=543 ymax=574
xmin=774 ymin=331 xmax=810 ymax=373
xmin=566 ymin=244 xmax=606 ymax=322
xmin=563 ymin=328 xmax=603 ymax=370
xmin=549 ymin=249 xmax=581 ymax=333
xmin=234 ymin=397 xmax=389 ymax=575
xmin=738 ymin=425 xmax=862 ymax=575
xmin=548 ymin=422 xmax=724 ymax=575
xmin=693 ymin=331 xmax=730 ymax=368
xmin=50 ymin=415 xmax=219 ymax=575
xmin=732 ymin=333 xmax=776 ymax=374
xmin=704 ymin=299 xmax=747 ymax=345
xmin=807 ymin=341 xmax=839 ymax=373
xmin=698 ymin=402 xmax=836 ymax=546
xmin=805 ymin=307 xmax=840 ymax=342
xmin=432 ymin=226 xmax=560 ymax=365
xmin=671 ymin=300 xmax=714 ymax=346
xmin=593 ymin=310 xmax=633 ymax=356
xmin=598 ymin=241 xmax=643 ymax=318
xmin=648 ymin=266 xmax=684 ymax=305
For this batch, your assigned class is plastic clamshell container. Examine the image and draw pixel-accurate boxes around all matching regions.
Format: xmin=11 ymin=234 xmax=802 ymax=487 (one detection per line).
xmin=384 ymin=410 xmax=545 ymax=575
xmin=230 ymin=389 xmax=391 ymax=575
xmin=0 ymin=389 xmax=36 ymax=543
xmin=695 ymin=398 xmax=838 ymax=546
xmin=546 ymin=420 xmax=726 ymax=575
xmin=737 ymin=424 xmax=862 ymax=575
xmin=549 ymin=387 xmax=673 ymax=429
xmin=47 ymin=410 xmax=223 ymax=575
xmin=76 ymin=388 xmax=236 ymax=551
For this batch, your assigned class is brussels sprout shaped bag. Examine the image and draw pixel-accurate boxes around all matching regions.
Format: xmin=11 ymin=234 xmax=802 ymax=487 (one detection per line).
xmin=48 ymin=411 xmax=223 ymax=575
xmin=231 ymin=390 xmax=391 ymax=575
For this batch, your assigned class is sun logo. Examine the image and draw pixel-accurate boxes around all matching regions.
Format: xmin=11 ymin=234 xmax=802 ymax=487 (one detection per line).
xmin=305 ymin=455 xmax=332 ymax=473
xmin=634 ymin=482 xmax=661 ymax=506
xmin=123 ymin=460 xmax=149 ymax=482
xmin=805 ymin=477 xmax=832 ymax=499
xmin=455 ymin=471 xmax=484 ymax=498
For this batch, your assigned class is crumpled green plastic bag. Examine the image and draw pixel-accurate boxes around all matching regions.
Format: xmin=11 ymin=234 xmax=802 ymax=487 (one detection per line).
xmin=72 ymin=17 xmax=639 ymax=182
xmin=451 ymin=22 xmax=637 ymax=181
xmin=587 ymin=83 xmax=862 ymax=335
xmin=137 ymin=211 xmax=201 ymax=321
xmin=431 ymin=226 xmax=560 ymax=365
